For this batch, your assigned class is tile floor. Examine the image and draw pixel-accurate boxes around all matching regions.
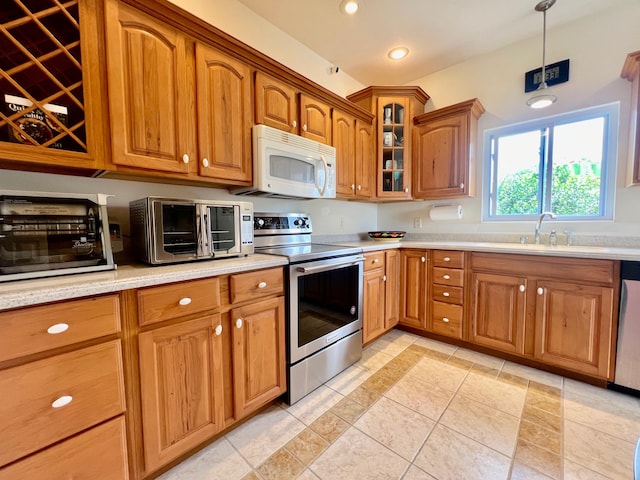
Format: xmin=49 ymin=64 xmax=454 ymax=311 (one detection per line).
xmin=158 ymin=330 xmax=640 ymax=480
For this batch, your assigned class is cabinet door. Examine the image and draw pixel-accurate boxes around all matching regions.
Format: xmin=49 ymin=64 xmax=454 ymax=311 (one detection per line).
xmin=355 ymin=120 xmax=374 ymax=199
xmin=413 ymin=112 xmax=467 ymax=198
xmin=300 ymin=93 xmax=331 ymax=144
xmin=254 ymin=72 xmax=297 ymax=133
xmin=105 ymin=1 xmax=194 ymax=173
xmin=195 ymin=44 xmax=252 ymax=183
xmin=333 ymin=110 xmax=356 ymax=197
xmin=363 ymin=269 xmax=386 ymax=344
xmin=138 ymin=315 xmax=224 ymax=473
xmin=469 ymin=272 xmax=527 ymax=355
xmin=534 ymin=280 xmax=615 ymax=378
xmin=400 ymin=250 xmax=428 ymax=330
xmin=378 ymin=97 xmax=411 ymax=199
xmin=231 ymin=297 xmax=286 ymax=419
xmin=385 ymin=249 xmax=400 ymax=329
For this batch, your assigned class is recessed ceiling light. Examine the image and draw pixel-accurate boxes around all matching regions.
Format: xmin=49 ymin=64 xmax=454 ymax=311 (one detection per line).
xmin=388 ymin=47 xmax=409 ymax=60
xmin=340 ymin=0 xmax=359 ymax=15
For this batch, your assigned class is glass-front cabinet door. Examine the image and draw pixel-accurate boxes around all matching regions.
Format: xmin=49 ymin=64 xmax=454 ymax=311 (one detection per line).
xmin=378 ymin=97 xmax=411 ymax=199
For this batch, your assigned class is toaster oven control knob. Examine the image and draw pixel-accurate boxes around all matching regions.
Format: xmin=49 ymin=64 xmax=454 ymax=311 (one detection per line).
xmin=256 ymin=218 xmax=265 ymax=228
xmin=182 ymin=154 xmax=190 ymax=164
xmin=294 ymin=218 xmax=307 ymax=227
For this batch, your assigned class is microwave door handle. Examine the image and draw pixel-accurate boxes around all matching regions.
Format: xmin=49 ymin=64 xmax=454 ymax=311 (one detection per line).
xmin=317 ymin=154 xmax=328 ymax=196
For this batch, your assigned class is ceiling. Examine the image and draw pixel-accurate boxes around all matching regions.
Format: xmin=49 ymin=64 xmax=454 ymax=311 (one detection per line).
xmin=236 ymin=0 xmax=629 ymax=85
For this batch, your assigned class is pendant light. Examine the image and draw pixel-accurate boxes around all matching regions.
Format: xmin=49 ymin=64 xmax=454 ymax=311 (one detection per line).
xmin=527 ymin=0 xmax=557 ymax=109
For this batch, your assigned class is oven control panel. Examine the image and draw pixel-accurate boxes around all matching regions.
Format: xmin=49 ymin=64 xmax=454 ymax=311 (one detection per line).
xmin=253 ymin=212 xmax=312 ymax=235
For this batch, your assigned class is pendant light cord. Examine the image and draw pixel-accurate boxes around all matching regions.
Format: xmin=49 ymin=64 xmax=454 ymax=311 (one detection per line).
xmin=540 ymin=7 xmax=548 ymax=89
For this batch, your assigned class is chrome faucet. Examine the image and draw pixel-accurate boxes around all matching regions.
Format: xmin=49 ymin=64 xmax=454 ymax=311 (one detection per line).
xmin=534 ymin=212 xmax=556 ymax=244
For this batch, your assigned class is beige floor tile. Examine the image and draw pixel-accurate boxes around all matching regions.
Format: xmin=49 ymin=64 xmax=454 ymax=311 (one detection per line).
xmin=528 ymin=380 xmax=561 ymax=398
xmin=522 ymin=403 xmax=561 ymax=434
xmin=440 ymin=394 xmax=520 ymax=456
xmin=309 ymin=411 xmax=349 ymax=443
xmin=348 ymin=384 xmax=380 ymax=408
xmin=157 ymin=437 xmax=251 ymax=480
xmin=296 ymin=469 xmax=321 ymax=480
xmin=510 ymin=462 xmax=554 ymax=479
xmin=446 ymin=355 xmax=474 ymax=370
xmin=226 ymin=405 xmax=306 ymax=467
xmin=564 ymin=378 xmax=640 ymax=412
xmin=497 ymin=371 xmax=530 ymax=388
xmin=356 ymin=346 xmax=396 ymax=372
xmin=518 ymin=419 xmax=561 ymax=454
xmin=525 ymin=390 xmax=561 ymax=416
xmin=415 ymin=424 xmax=511 ymax=480
xmin=564 ymin=388 xmax=640 ymax=443
xmin=309 ymin=427 xmax=409 ymax=479
xmin=385 ymin=372 xmax=454 ymax=421
xmin=354 ymin=396 xmax=435 ymax=460
xmin=240 ymin=472 xmax=260 ymax=480
xmin=406 ymin=357 xmax=468 ymax=392
xmin=285 ymin=428 xmax=329 ymax=466
xmin=385 ymin=349 xmax=423 ymax=372
xmin=501 ymin=362 xmax=563 ymax=388
xmin=256 ymin=448 xmax=305 ymax=480
xmin=564 ymin=419 xmax=636 ymax=479
xmin=470 ymin=363 xmax=501 ymax=378
xmin=402 ymin=465 xmax=438 ymax=479
xmin=365 ymin=336 xmax=411 ymax=357
xmin=563 ymin=459 xmax=610 ymax=480
xmin=324 ymin=364 xmax=371 ymax=395
xmin=514 ymin=439 xmax=562 ymax=479
xmin=452 ymin=347 xmax=505 ymax=370
xmin=412 ymin=336 xmax=459 ymax=355
xmin=329 ymin=395 xmax=368 ymax=424
xmin=458 ymin=372 xmax=527 ymax=417
xmin=285 ymin=385 xmax=344 ymax=426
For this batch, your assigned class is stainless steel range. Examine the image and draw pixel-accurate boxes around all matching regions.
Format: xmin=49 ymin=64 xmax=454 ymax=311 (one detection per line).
xmin=254 ymin=212 xmax=364 ymax=404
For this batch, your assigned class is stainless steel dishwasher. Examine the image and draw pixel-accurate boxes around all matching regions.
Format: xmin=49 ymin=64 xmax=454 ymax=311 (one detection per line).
xmin=612 ymin=261 xmax=640 ymax=395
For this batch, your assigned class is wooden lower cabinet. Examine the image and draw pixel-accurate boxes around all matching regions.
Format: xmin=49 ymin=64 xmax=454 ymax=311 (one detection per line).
xmin=363 ymin=262 xmax=386 ymax=343
xmin=534 ymin=280 xmax=615 ymax=378
xmin=363 ymin=249 xmax=400 ymax=343
xmin=138 ymin=315 xmax=225 ymax=472
xmin=231 ymin=296 xmax=287 ymax=419
xmin=400 ymin=249 xmax=428 ymax=330
xmin=469 ymin=271 xmax=527 ymax=355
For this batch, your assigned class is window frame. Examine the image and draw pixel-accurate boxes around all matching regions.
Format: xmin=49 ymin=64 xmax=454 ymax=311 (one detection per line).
xmin=482 ymin=102 xmax=619 ymax=222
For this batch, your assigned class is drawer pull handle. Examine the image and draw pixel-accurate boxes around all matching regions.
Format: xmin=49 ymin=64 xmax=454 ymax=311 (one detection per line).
xmin=443 ymin=274 xmax=450 ymax=280
xmin=179 ymin=297 xmax=192 ymax=306
xmin=443 ymin=292 xmax=450 ymax=297
xmin=519 ymin=284 xmax=525 ymax=293
xmin=47 ymin=323 xmax=69 ymax=335
xmin=52 ymin=395 xmax=73 ymax=409
xmin=442 ymin=317 xmax=450 ymax=323
xmin=443 ymin=257 xmax=451 ymax=262
xmin=258 ymin=281 xmax=267 ymax=289
xmin=236 ymin=318 xmax=243 ymax=329
xmin=215 ymin=325 xmax=223 ymax=336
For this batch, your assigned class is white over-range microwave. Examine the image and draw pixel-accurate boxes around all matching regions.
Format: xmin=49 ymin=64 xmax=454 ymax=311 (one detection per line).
xmin=233 ymin=124 xmax=336 ymax=199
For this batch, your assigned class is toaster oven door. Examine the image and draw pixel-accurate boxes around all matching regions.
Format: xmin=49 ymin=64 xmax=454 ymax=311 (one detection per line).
xmin=151 ymin=201 xmax=199 ymax=262
xmin=203 ymin=205 xmax=238 ymax=256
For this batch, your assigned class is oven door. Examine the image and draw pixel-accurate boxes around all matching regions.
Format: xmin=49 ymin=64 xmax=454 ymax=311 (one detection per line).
xmin=288 ymin=254 xmax=363 ymax=364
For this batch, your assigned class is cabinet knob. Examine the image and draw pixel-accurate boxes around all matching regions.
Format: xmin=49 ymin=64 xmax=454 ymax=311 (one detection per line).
xmin=442 ymin=317 xmax=450 ymax=323
xmin=351 ymin=184 xmax=355 ymax=190
xmin=383 ymin=275 xmax=387 ymax=281
xmin=258 ymin=281 xmax=267 ymax=289
xmin=443 ymin=292 xmax=450 ymax=297
xmin=202 ymin=157 xmax=209 ymax=168
xmin=302 ymin=124 xmax=307 ymax=131
xmin=373 ymin=258 xmax=379 ymax=263
xmin=51 ymin=395 xmax=73 ymax=409
xmin=182 ymin=154 xmax=190 ymax=164
xmin=460 ymin=183 xmax=465 ymax=189
xmin=178 ymin=297 xmax=192 ymax=306
xmin=214 ymin=324 xmax=223 ymax=336
xmin=443 ymin=274 xmax=450 ymax=280
xmin=443 ymin=257 xmax=451 ymax=262
xmin=292 ymin=120 xmax=297 ymax=128
xmin=47 ymin=323 xmax=69 ymax=335
xmin=519 ymin=284 xmax=525 ymax=292
xmin=421 ymin=257 xmax=426 ymax=263
xmin=235 ymin=318 xmax=243 ymax=329
xmin=357 ymin=185 xmax=362 ymax=191
xmin=405 ymin=187 xmax=409 ymax=193
xmin=537 ymin=287 xmax=544 ymax=296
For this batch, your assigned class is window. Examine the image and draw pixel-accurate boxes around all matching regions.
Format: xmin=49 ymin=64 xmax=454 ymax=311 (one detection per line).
xmin=484 ymin=103 xmax=619 ymax=221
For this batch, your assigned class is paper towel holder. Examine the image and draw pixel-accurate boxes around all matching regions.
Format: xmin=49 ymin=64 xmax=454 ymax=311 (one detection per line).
xmin=431 ymin=203 xmax=454 ymax=209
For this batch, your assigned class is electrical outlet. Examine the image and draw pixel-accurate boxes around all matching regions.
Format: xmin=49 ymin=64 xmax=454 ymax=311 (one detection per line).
xmin=413 ymin=217 xmax=423 ymax=229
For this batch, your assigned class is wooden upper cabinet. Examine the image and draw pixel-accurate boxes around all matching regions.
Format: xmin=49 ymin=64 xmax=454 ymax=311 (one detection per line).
xmin=534 ymin=280 xmax=615 ymax=379
xmin=195 ymin=44 xmax=252 ymax=183
xmin=105 ymin=0 xmax=194 ymax=174
xmin=300 ymin=93 xmax=331 ymax=144
xmin=0 ymin=0 xmax=106 ymax=169
xmin=354 ymin=120 xmax=375 ymax=199
xmin=254 ymin=72 xmax=298 ymax=134
xmin=413 ymin=98 xmax=485 ymax=199
xmin=333 ymin=110 xmax=357 ymax=197
xmin=621 ymin=50 xmax=640 ymax=186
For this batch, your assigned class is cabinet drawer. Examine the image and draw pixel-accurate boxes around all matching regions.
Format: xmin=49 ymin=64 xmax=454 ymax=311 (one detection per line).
xmin=0 ymin=340 xmax=125 ymax=467
xmin=364 ymin=251 xmax=385 ymax=272
xmin=0 ymin=295 xmax=120 ymax=363
xmin=230 ymin=267 xmax=284 ymax=304
xmin=431 ymin=302 xmax=463 ymax=339
xmin=0 ymin=417 xmax=128 ymax=479
xmin=432 ymin=267 xmax=464 ymax=287
xmin=432 ymin=250 xmax=464 ymax=268
xmin=138 ymin=277 xmax=220 ymax=326
xmin=432 ymin=285 xmax=464 ymax=305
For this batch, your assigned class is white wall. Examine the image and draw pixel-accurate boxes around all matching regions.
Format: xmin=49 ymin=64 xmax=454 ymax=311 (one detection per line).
xmin=378 ymin=1 xmax=640 ymax=240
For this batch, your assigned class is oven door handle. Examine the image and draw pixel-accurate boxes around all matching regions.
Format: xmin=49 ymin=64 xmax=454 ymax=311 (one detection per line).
xmin=296 ymin=256 xmax=364 ymax=273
